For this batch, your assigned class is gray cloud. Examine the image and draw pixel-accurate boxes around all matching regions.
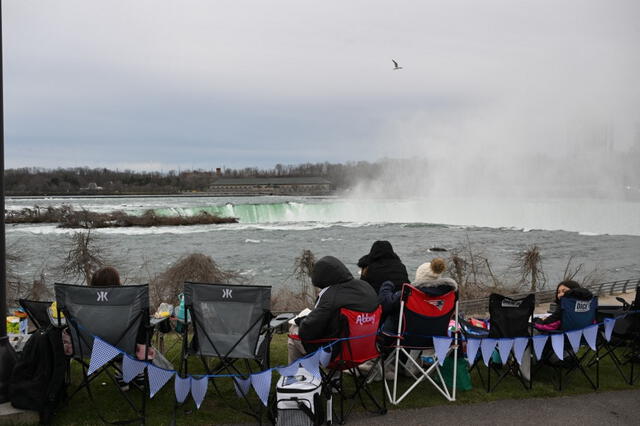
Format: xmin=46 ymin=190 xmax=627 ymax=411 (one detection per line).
xmin=4 ymin=0 xmax=639 ymax=179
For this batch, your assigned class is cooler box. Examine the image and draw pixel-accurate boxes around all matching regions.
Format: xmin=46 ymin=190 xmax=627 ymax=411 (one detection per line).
xmin=275 ymin=368 xmax=324 ymax=426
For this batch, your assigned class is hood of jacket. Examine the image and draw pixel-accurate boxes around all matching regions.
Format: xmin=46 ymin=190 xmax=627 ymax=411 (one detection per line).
xmin=311 ymin=256 xmax=354 ymax=289
xmin=368 ymin=240 xmax=400 ymax=262
xmin=414 ymin=277 xmax=458 ymax=291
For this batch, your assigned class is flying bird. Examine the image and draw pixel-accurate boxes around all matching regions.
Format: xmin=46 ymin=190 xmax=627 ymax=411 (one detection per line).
xmin=392 ymin=59 xmax=403 ymax=70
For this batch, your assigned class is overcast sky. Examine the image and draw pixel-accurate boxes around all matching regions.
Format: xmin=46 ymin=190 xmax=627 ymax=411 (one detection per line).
xmin=3 ymin=0 xmax=639 ymax=171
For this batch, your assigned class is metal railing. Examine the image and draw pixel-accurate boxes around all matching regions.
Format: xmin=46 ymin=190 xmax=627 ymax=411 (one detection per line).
xmin=459 ymin=277 xmax=640 ymax=315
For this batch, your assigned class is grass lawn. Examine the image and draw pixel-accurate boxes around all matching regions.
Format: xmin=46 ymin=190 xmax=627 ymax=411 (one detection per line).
xmin=49 ymin=333 xmax=637 ymax=425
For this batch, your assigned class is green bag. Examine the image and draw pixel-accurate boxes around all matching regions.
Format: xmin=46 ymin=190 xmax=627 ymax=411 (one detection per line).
xmin=441 ymin=355 xmax=472 ymax=391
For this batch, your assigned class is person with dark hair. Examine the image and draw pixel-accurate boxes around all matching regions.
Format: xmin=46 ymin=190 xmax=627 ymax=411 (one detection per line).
xmin=534 ymin=280 xmax=586 ymax=331
xmin=360 ymin=241 xmax=409 ymax=294
xmin=90 ymin=266 xmax=121 ymax=286
xmin=287 ymin=256 xmax=378 ymax=363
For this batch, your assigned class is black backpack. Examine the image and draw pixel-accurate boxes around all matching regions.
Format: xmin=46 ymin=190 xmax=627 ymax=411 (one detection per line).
xmin=9 ymin=326 xmax=68 ymax=424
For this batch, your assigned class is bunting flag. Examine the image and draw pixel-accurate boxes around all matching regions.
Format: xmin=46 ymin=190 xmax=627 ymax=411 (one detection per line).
xmin=480 ymin=338 xmax=498 ymax=367
xmin=251 ymin=370 xmax=272 ymax=406
xmin=87 ymin=338 xmax=122 ymax=376
xmin=191 ymin=376 xmax=208 ymax=409
xmin=82 ymin=312 xmax=626 ymax=410
xmin=233 ymin=376 xmax=252 ymax=398
xmin=532 ymin=335 xmax=548 ymax=360
xmin=551 ymin=333 xmax=565 ymax=360
xmin=300 ymin=352 xmax=321 ymax=379
xmin=148 ymin=364 xmax=175 ymax=398
xmin=319 ymin=348 xmax=332 ymax=368
xmin=566 ymin=330 xmax=582 ymax=353
xmin=276 ymin=362 xmax=300 ymax=377
xmin=497 ymin=339 xmax=514 ymax=365
xmin=174 ymin=375 xmax=191 ymax=404
xmin=122 ymin=355 xmax=147 ymax=383
xmin=433 ymin=337 xmax=453 ymax=366
xmin=513 ymin=337 xmax=529 ymax=366
xmin=466 ymin=338 xmax=481 ymax=364
xmin=604 ymin=318 xmax=616 ymax=342
xmin=582 ymin=325 xmax=598 ymax=351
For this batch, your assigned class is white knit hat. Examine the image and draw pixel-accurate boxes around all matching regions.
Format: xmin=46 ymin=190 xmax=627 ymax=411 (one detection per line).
xmin=415 ymin=258 xmax=446 ymax=282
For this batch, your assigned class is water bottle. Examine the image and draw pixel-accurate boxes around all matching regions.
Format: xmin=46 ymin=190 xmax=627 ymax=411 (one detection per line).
xmin=175 ymin=293 xmax=188 ymax=333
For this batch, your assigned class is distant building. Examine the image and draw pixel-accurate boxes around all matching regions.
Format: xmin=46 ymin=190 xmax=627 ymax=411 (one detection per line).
xmin=80 ymin=182 xmax=103 ymax=191
xmin=208 ymin=177 xmax=332 ymax=195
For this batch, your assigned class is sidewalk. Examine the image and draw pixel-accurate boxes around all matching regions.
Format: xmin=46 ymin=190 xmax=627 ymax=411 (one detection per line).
xmin=348 ymin=389 xmax=640 ymax=425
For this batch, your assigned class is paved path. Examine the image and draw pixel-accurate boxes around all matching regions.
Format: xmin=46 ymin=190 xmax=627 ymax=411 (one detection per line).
xmin=348 ymin=389 xmax=640 ymax=425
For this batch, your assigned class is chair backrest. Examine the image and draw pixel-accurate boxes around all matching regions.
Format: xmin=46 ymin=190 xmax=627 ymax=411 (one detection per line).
xmin=329 ymin=305 xmax=382 ymax=370
xmin=184 ymin=282 xmax=271 ymax=359
xmin=488 ymin=293 xmax=535 ymax=338
xmin=560 ymin=296 xmax=597 ymax=331
xmin=400 ymin=284 xmax=457 ymax=348
xmin=19 ymin=299 xmax=53 ymax=330
xmin=54 ymin=283 xmax=149 ymax=357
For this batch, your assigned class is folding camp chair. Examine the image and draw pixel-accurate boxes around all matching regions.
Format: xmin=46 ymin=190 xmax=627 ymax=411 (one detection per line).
xmin=179 ymin=282 xmax=280 ymax=423
xmin=18 ymin=299 xmax=53 ymax=331
xmin=484 ymin=293 xmax=535 ymax=392
xmin=54 ymin=283 xmax=151 ymax=424
xmin=383 ymin=284 xmax=459 ymax=404
xmin=310 ymin=305 xmax=387 ymax=425
xmin=533 ymin=295 xmax=599 ymax=391
xmin=594 ymin=285 xmax=640 ymax=385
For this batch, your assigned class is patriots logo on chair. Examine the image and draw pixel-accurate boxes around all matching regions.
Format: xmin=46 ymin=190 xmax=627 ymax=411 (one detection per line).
xmin=428 ymin=299 xmax=445 ymax=311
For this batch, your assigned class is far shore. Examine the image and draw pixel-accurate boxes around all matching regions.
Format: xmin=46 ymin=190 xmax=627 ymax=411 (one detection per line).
xmin=6 ymin=192 xmax=337 ymax=199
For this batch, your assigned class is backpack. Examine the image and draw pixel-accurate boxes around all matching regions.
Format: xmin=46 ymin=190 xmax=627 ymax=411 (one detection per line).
xmin=9 ymin=326 xmax=68 ymax=424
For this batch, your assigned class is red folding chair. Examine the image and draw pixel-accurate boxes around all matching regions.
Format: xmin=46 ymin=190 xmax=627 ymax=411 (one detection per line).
xmin=383 ymin=284 xmax=459 ymax=404
xmin=292 ymin=306 xmax=387 ymax=424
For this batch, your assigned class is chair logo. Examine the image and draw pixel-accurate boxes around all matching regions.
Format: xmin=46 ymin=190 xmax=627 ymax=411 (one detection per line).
xmin=355 ymin=313 xmax=375 ymax=326
xmin=575 ymin=301 xmax=591 ymax=312
xmin=428 ymin=300 xmax=445 ymax=311
xmin=96 ymin=291 xmax=109 ymax=302
xmin=222 ymin=288 xmax=233 ymax=299
xmin=501 ymin=299 xmax=522 ymax=308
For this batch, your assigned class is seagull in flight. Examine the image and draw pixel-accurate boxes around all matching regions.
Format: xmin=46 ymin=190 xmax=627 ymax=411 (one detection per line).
xmin=392 ymin=59 xmax=403 ymax=70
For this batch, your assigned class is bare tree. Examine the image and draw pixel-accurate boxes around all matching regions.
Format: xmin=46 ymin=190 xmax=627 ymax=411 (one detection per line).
xmin=59 ymin=230 xmax=106 ymax=284
xmin=447 ymin=236 xmax=503 ymax=299
xmin=150 ymin=253 xmax=245 ymax=308
xmin=272 ymin=249 xmax=317 ymax=311
xmin=512 ymin=245 xmax=546 ymax=292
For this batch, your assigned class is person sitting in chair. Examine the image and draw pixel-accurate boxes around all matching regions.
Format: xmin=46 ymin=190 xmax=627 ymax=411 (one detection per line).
xmin=89 ymin=267 xmax=157 ymax=390
xmin=378 ymin=258 xmax=457 ymax=332
xmin=287 ymin=256 xmax=378 ymax=363
xmin=534 ymin=280 xmax=590 ymax=331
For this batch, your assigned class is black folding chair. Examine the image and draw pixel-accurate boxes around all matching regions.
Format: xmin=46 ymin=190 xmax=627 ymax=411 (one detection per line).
xmin=595 ymin=286 xmax=640 ymax=385
xmin=179 ymin=282 xmax=281 ymax=423
xmin=18 ymin=298 xmax=53 ymax=331
xmin=54 ymin=283 xmax=151 ymax=424
xmin=533 ymin=294 xmax=599 ymax=391
xmin=485 ymin=293 xmax=535 ymax=392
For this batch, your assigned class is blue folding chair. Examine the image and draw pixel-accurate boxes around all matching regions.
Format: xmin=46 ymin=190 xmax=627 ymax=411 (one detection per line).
xmin=533 ymin=293 xmax=599 ymax=390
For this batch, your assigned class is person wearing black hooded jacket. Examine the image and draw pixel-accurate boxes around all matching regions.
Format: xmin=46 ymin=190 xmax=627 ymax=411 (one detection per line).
xmin=360 ymin=240 xmax=409 ymax=294
xmin=288 ymin=256 xmax=379 ymax=362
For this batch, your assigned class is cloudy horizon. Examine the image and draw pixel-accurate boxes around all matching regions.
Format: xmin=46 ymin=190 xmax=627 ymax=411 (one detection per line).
xmin=3 ymin=0 xmax=639 ymax=176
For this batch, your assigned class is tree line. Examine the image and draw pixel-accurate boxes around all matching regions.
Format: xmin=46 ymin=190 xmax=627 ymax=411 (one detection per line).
xmin=4 ymin=159 xmax=420 ymax=195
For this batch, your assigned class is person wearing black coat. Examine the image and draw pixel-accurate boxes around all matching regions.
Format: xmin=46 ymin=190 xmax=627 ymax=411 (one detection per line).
xmin=360 ymin=240 xmax=409 ymax=294
xmin=287 ymin=256 xmax=379 ymax=362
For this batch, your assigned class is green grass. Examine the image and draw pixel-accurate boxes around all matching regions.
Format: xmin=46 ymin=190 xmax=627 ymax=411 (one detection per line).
xmin=50 ymin=334 xmax=638 ymax=425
